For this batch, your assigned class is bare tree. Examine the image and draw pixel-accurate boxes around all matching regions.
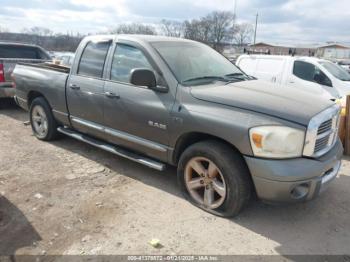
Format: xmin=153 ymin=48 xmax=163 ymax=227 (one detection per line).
xmin=183 ymin=18 xmax=211 ymax=43
xmin=183 ymin=11 xmax=235 ymax=51
xmin=234 ymin=23 xmax=253 ymax=46
xmin=160 ymin=19 xmax=184 ymax=37
xmin=22 ymin=27 xmax=54 ymax=36
xmin=110 ymin=23 xmax=157 ymax=35
xmin=204 ymin=11 xmax=235 ymax=51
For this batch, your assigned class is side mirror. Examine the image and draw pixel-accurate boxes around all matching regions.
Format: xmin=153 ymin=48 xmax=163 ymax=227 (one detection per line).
xmin=130 ymin=68 xmax=169 ymax=93
xmin=130 ymin=68 xmax=157 ymax=88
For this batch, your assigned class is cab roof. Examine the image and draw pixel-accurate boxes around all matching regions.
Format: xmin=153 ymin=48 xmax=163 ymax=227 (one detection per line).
xmin=83 ymin=34 xmax=197 ymax=44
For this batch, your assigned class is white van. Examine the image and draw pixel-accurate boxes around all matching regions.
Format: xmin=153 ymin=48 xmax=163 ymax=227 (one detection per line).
xmin=236 ymin=55 xmax=350 ymax=99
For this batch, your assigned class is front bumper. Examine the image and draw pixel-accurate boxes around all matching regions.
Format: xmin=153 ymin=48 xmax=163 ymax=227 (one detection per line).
xmin=0 ymin=83 xmax=15 ymax=98
xmin=244 ymin=139 xmax=343 ymax=203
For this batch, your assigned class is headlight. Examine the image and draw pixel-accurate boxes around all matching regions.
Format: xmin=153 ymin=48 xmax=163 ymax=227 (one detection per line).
xmin=249 ymin=126 xmax=305 ymax=159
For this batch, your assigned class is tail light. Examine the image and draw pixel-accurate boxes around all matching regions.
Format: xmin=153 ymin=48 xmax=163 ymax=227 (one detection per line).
xmin=0 ymin=63 xmax=5 ymax=83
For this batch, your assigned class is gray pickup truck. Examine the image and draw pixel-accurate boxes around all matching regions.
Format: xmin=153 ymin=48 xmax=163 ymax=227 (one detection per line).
xmin=0 ymin=42 xmax=51 ymax=99
xmin=13 ymin=35 xmax=343 ymax=217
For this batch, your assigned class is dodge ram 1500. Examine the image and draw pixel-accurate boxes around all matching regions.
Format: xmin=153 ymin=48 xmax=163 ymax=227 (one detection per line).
xmin=13 ymin=35 xmax=343 ymax=217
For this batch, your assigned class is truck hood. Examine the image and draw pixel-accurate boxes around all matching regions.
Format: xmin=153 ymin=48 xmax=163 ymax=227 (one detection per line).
xmin=190 ymin=80 xmax=334 ymax=126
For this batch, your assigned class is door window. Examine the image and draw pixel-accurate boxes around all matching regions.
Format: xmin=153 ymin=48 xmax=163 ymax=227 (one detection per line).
xmin=293 ymin=61 xmax=332 ymax=87
xmin=78 ymin=41 xmax=110 ymax=78
xmin=111 ymin=44 xmax=153 ymax=83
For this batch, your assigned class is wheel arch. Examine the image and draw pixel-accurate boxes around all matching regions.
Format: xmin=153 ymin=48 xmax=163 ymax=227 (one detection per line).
xmin=172 ymin=132 xmax=243 ymax=165
xmin=27 ymin=91 xmax=48 ymax=108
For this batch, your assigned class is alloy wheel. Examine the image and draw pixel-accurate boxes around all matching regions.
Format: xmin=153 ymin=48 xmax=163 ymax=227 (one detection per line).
xmin=31 ymin=105 xmax=49 ymax=138
xmin=184 ymin=157 xmax=227 ymax=209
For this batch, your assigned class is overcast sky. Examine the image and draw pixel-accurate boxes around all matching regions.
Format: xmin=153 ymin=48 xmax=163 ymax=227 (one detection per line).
xmin=0 ymin=0 xmax=349 ymax=44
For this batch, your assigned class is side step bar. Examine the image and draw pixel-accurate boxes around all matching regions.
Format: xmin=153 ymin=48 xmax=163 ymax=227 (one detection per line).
xmin=57 ymin=127 xmax=166 ymax=171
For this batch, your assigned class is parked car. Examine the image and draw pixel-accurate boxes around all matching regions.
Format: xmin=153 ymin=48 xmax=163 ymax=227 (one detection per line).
xmin=337 ymin=60 xmax=350 ymax=73
xmin=0 ymin=42 xmax=51 ymax=99
xmin=236 ymin=55 xmax=350 ymax=99
xmin=53 ymin=52 xmax=75 ymax=67
xmin=13 ymin=35 xmax=343 ymax=217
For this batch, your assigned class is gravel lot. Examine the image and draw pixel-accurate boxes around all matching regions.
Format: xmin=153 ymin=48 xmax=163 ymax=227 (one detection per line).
xmin=1 ymin=100 xmax=350 ymax=256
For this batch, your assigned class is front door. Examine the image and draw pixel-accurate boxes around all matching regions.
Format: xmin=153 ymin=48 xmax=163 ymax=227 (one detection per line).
xmin=103 ymin=43 xmax=174 ymax=160
xmin=288 ymin=60 xmax=337 ymax=98
xmin=67 ymin=40 xmax=111 ymax=138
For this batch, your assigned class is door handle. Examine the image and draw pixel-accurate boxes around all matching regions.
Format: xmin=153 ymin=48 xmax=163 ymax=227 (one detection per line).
xmin=70 ymin=84 xmax=80 ymax=90
xmin=105 ymin=92 xmax=120 ymax=99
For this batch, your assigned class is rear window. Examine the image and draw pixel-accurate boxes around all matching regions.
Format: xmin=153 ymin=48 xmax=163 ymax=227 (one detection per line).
xmin=0 ymin=45 xmax=49 ymax=59
xmin=78 ymin=41 xmax=111 ymax=78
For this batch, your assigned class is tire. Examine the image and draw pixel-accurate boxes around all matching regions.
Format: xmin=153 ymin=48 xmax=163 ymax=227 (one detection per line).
xmin=177 ymin=140 xmax=251 ymax=217
xmin=29 ymin=97 xmax=59 ymax=141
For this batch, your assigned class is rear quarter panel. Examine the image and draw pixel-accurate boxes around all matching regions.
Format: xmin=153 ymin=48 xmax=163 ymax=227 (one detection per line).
xmin=14 ymin=64 xmax=69 ymax=124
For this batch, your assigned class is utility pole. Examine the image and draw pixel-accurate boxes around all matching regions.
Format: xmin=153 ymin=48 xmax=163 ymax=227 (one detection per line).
xmin=232 ymin=0 xmax=238 ymax=48
xmin=253 ymin=12 xmax=258 ymax=45
xmin=233 ymin=0 xmax=237 ymax=21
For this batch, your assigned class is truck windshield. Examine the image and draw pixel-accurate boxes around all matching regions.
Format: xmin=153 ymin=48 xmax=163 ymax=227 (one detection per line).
xmin=151 ymin=41 xmax=249 ymax=86
xmin=319 ymin=61 xmax=350 ymax=81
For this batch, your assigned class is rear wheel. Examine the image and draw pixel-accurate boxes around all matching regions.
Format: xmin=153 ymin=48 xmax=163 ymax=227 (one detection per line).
xmin=30 ymin=97 xmax=58 ymax=141
xmin=177 ymin=140 xmax=251 ymax=217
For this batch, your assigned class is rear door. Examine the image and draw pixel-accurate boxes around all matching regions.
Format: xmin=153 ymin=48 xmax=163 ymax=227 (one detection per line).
xmin=67 ymin=40 xmax=111 ymax=139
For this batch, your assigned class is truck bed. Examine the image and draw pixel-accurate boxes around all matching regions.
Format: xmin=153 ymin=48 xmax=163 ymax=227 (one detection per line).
xmin=13 ymin=63 xmax=70 ymax=125
xmin=17 ymin=62 xmax=70 ymax=74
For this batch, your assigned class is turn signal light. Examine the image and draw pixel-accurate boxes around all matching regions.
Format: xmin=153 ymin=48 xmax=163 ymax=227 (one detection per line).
xmin=252 ymin=133 xmax=263 ymax=148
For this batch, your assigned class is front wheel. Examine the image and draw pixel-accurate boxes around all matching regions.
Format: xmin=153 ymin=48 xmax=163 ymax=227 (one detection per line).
xmin=177 ymin=140 xmax=252 ymax=217
xmin=30 ymin=97 xmax=59 ymax=141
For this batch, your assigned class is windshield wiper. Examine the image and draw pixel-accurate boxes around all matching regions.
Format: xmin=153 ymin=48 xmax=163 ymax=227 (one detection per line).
xmin=181 ymin=76 xmax=228 ymax=84
xmin=225 ymin=72 xmax=246 ymax=77
xmin=225 ymin=72 xmax=252 ymax=80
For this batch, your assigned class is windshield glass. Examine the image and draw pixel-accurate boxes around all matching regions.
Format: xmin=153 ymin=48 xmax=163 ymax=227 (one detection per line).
xmin=319 ymin=61 xmax=350 ymax=81
xmin=151 ymin=41 xmax=248 ymax=85
xmin=339 ymin=61 xmax=350 ymax=66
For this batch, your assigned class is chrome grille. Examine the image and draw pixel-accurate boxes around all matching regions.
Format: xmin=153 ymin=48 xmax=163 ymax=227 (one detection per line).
xmin=314 ymin=119 xmax=334 ymax=153
xmin=303 ymin=105 xmax=341 ymax=158
xmin=314 ymin=134 xmax=331 ymax=153
xmin=317 ymin=119 xmax=332 ymax=135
